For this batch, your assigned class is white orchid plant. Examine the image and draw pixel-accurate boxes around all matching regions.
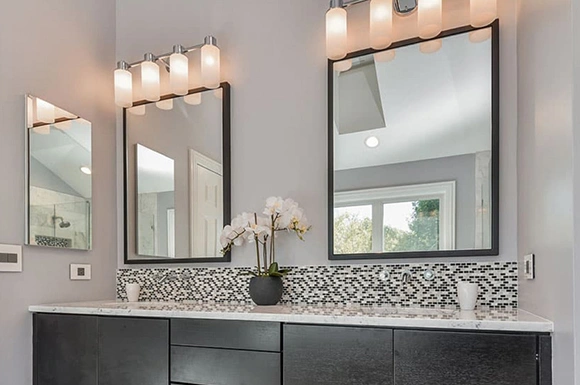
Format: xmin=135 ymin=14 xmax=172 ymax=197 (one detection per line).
xmin=220 ymin=197 xmax=311 ymax=277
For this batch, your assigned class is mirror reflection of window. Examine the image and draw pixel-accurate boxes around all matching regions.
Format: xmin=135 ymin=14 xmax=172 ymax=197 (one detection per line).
xmin=26 ymin=95 xmax=92 ymax=251
xmin=332 ymin=27 xmax=494 ymax=257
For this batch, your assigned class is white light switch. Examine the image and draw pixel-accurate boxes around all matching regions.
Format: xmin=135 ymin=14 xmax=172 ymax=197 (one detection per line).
xmin=523 ymin=254 xmax=535 ymax=280
xmin=70 ymin=264 xmax=91 ymax=280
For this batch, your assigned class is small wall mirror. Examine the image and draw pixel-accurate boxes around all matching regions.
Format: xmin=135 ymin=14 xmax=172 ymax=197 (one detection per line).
xmin=26 ymin=95 xmax=92 ymax=250
xmin=124 ymin=84 xmax=231 ymax=264
xmin=329 ymin=23 xmax=499 ymax=260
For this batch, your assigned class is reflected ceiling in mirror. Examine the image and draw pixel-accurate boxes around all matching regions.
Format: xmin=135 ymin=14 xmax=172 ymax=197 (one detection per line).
xmin=124 ymin=84 xmax=231 ymax=264
xmin=26 ymin=95 xmax=92 ymax=251
xmin=329 ymin=24 xmax=498 ymax=260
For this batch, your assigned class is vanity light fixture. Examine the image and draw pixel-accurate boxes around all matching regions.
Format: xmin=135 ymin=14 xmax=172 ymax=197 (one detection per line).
xmin=115 ymin=35 xmax=221 ymax=108
xmin=326 ymin=0 xmax=497 ymax=60
xmin=184 ymin=93 xmax=202 ymax=106
xmin=365 ymin=136 xmax=380 ymax=148
xmin=36 ymin=98 xmax=55 ymax=124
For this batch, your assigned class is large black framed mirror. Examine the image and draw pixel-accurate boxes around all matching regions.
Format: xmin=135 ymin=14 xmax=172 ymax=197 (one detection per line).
xmin=328 ymin=22 xmax=499 ymax=260
xmin=124 ymin=83 xmax=231 ymax=264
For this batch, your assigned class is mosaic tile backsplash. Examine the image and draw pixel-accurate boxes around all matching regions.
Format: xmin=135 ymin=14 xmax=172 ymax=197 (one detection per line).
xmin=117 ymin=262 xmax=518 ymax=309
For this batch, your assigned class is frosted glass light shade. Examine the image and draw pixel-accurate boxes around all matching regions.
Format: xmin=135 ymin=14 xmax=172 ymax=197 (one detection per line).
xmin=36 ymin=99 xmax=55 ymax=124
xmin=374 ymin=50 xmax=396 ymax=63
xmin=418 ymin=0 xmax=442 ymax=39
xmin=33 ymin=125 xmax=50 ymax=135
xmin=141 ymin=61 xmax=161 ymax=101
xmin=370 ymin=0 xmax=393 ymax=50
xmin=114 ymin=69 xmax=133 ymax=107
xmin=326 ymin=7 xmax=348 ymax=60
xmin=184 ymin=93 xmax=202 ymax=105
xmin=170 ymin=53 xmax=189 ymax=95
xmin=334 ymin=59 xmax=352 ymax=72
xmin=128 ymin=105 xmax=146 ymax=116
xmin=54 ymin=120 xmax=72 ymax=130
xmin=470 ymin=0 xmax=497 ymax=28
xmin=201 ymin=44 xmax=221 ymax=89
xmin=156 ymin=99 xmax=174 ymax=110
xmin=420 ymin=39 xmax=442 ymax=54
xmin=469 ymin=28 xmax=492 ymax=43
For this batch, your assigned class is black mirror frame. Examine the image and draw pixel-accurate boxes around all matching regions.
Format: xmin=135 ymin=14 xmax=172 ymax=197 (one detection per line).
xmin=123 ymin=82 xmax=232 ymax=264
xmin=328 ymin=21 xmax=500 ymax=260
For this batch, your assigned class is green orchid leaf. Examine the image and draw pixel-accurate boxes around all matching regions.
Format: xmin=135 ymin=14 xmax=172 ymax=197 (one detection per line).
xmin=268 ymin=262 xmax=280 ymax=274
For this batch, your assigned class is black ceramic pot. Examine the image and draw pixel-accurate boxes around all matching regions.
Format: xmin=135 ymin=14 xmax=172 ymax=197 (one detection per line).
xmin=249 ymin=276 xmax=283 ymax=306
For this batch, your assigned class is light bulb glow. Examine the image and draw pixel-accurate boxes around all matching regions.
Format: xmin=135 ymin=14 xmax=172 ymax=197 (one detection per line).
xmin=334 ymin=59 xmax=353 ymax=72
xmin=201 ymin=44 xmax=221 ymax=89
xmin=54 ymin=120 xmax=72 ymax=130
xmin=141 ymin=61 xmax=161 ymax=101
xmin=470 ymin=0 xmax=497 ymax=28
xmin=156 ymin=99 xmax=174 ymax=110
xmin=418 ymin=0 xmax=442 ymax=39
xmin=184 ymin=93 xmax=202 ymax=106
xmin=170 ymin=53 xmax=189 ymax=95
xmin=374 ymin=50 xmax=396 ymax=63
xmin=114 ymin=68 xmax=133 ymax=107
xmin=32 ymin=125 xmax=51 ymax=135
xmin=365 ymin=136 xmax=380 ymax=148
xmin=469 ymin=28 xmax=492 ymax=43
xmin=36 ymin=98 xmax=55 ymax=124
xmin=326 ymin=7 xmax=348 ymax=60
xmin=370 ymin=0 xmax=393 ymax=50
xmin=80 ymin=166 xmax=92 ymax=175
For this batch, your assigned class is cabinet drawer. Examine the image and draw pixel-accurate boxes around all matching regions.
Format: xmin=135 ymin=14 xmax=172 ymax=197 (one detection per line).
xmin=394 ymin=330 xmax=538 ymax=385
xmin=171 ymin=319 xmax=281 ymax=351
xmin=171 ymin=345 xmax=281 ymax=385
xmin=283 ymin=324 xmax=394 ymax=385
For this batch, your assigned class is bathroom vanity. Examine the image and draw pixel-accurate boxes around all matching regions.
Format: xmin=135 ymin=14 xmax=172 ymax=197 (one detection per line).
xmin=30 ymin=301 xmax=552 ymax=385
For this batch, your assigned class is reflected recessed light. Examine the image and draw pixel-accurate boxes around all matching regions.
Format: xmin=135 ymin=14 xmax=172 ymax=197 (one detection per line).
xmin=365 ymin=136 xmax=380 ymax=148
xmin=80 ymin=166 xmax=92 ymax=175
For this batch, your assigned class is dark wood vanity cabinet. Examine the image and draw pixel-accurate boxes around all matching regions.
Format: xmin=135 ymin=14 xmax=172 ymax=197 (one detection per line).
xmin=283 ymin=324 xmax=394 ymax=385
xmin=33 ymin=314 xmax=551 ymax=385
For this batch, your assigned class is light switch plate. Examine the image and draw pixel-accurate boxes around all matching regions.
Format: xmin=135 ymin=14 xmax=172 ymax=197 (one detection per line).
xmin=70 ymin=264 xmax=91 ymax=280
xmin=0 ymin=244 xmax=22 ymax=272
xmin=524 ymin=254 xmax=535 ymax=280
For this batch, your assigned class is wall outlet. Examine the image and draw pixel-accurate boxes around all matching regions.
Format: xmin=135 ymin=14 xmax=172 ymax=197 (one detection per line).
xmin=70 ymin=264 xmax=91 ymax=280
xmin=0 ymin=244 xmax=22 ymax=272
xmin=523 ymin=254 xmax=535 ymax=280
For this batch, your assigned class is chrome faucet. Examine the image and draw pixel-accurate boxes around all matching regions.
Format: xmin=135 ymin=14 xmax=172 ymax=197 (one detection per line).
xmin=400 ymin=269 xmax=411 ymax=283
xmin=157 ymin=270 xmax=191 ymax=284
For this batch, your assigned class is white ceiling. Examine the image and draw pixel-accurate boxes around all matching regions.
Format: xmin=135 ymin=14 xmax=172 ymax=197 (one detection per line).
xmin=136 ymin=144 xmax=174 ymax=194
xmin=335 ymin=29 xmax=492 ymax=171
xmin=30 ymin=119 xmax=92 ymax=198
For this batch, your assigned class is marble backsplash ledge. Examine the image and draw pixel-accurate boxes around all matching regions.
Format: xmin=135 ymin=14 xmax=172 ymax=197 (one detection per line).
xmin=117 ymin=261 xmax=518 ymax=309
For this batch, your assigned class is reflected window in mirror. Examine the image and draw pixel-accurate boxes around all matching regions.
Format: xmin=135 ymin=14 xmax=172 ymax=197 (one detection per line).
xmin=329 ymin=23 xmax=498 ymax=260
xmin=26 ymin=95 xmax=92 ymax=250
xmin=124 ymin=84 xmax=230 ymax=264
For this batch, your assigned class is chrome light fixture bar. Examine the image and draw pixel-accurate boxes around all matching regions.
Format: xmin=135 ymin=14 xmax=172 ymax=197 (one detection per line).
xmin=326 ymin=0 xmax=497 ymax=60
xmin=115 ymin=35 xmax=221 ymax=107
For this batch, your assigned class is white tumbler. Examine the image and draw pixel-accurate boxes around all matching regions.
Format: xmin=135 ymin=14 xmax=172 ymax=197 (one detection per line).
xmin=126 ymin=283 xmax=141 ymax=302
xmin=457 ymin=282 xmax=478 ymax=311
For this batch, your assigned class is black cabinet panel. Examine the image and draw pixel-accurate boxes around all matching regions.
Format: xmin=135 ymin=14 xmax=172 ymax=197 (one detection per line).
xmin=539 ymin=335 xmax=552 ymax=385
xmin=283 ymin=324 xmax=394 ymax=385
xmin=34 ymin=314 xmax=98 ymax=385
xmin=171 ymin=319 xmax=281 ymax=351
xmin=171 ymin=346 xmax=280 ymax=385
xmin=394 ymin=330 xmax=537 ymax=385
xmin=98 ymin=317 xmax=169 ymax=385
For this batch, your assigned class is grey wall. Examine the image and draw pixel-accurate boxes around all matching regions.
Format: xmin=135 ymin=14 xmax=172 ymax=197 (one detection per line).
xmin=335 ymin=154 xmax=476 ymax=249
xmin=117 ymin=0 xmax=519 ymax=267
xmin=30 ymin=158 xmax=82 ymax=197
xmin=0 ymin=0 xmax=117 ymax=384
xmin=516 ymin=0 xmax=577 ymax=382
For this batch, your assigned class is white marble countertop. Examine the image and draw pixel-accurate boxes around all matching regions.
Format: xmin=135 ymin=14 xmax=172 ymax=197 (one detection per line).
xmin=28 ymin=301 xmax=553 ymax=333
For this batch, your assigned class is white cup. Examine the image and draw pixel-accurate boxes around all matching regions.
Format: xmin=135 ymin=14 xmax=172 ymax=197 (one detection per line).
xmin=126 ymin=283 xmax=141 ymax=302
xmin=457 ymin=282 xmax=478 ymax=311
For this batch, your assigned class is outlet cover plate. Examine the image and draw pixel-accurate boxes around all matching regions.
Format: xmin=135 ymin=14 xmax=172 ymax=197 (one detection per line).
xmin=524 ymin=254 xmax=535 ymax=280
xmin=70 ymin=264 xmax=91 ymax=280
xmin=0 ymin=244 xmax=22 ymax=272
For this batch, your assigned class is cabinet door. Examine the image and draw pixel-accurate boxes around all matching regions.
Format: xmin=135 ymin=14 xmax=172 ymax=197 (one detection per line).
xmin=394 ymin=330 xmax=537 ymax=385
xmin=283 ymin=324 xmax=394 ymax=385
xmin=34 ymin=314 xmax=98 ymax=385
xmin=98 ymin=317 xmax=169 ymax=385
